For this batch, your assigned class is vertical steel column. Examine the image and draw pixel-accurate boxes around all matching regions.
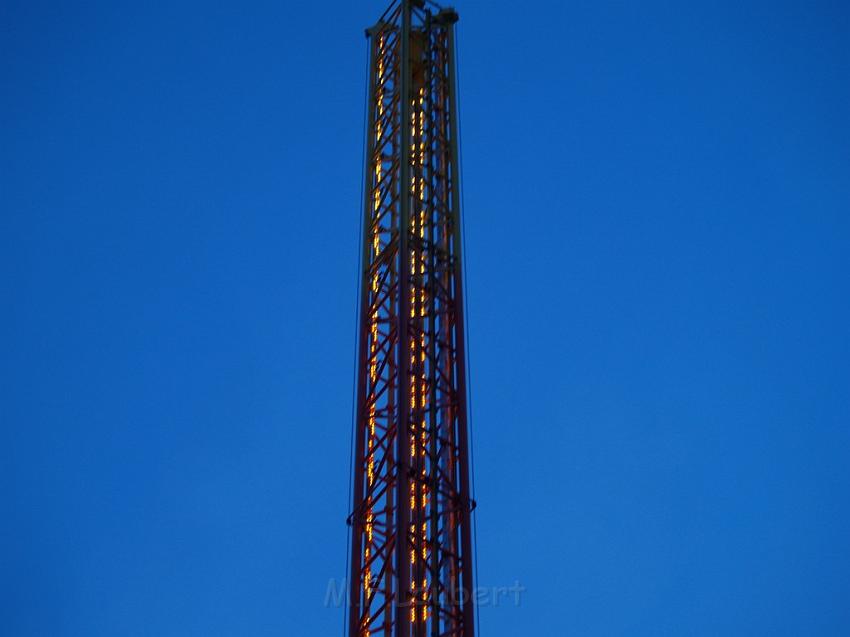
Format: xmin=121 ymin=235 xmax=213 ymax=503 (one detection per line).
xmin=423 ymin=18 xmax=441 ymax=637
xmin=349 ymin=31 xmax=379 ymax=637
xmin=395 ymin=1 xmax=413 ymax=637
xmin=432 ymin=22 xmax=460 ymax=633
xmin=444 ymin=15 xmax=476 ymax=637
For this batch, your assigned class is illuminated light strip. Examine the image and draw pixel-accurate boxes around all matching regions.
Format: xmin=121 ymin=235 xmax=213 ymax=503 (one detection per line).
xmin=422 ymin=576 xmax=428 ymax=621
xmin=418 ymin=86 xmax=430 ymax=627
xmin=402 ymin=82 xmax=434 ymax=628
xmin=363 ymin=35 xmax=386 ymax=634
xmin=409 ymin=90 xmax=420 ymax=625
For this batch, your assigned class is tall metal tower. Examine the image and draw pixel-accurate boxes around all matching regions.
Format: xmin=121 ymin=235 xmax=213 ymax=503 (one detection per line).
xmin=347 ymin=1 xmax=475 ymax=636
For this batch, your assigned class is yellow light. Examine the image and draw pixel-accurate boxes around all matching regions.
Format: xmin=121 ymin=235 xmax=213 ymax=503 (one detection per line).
xmin=422 ymin=577 xmax=428 ymax=620
xmin=365 ymin=546 xmax=372 ymax=597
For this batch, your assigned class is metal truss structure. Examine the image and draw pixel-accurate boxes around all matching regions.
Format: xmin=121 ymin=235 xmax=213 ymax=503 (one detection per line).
xmin=347 ymin=2 xmax=475 ymax=636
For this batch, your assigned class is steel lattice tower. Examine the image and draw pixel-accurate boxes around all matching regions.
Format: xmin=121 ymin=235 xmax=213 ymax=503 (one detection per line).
xmin=347 ymin=2 xmax=475 ymax=636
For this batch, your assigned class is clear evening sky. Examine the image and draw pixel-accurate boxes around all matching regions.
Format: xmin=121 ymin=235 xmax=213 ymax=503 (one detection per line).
xmin=2 ymin=1 xmax=848 ymax=635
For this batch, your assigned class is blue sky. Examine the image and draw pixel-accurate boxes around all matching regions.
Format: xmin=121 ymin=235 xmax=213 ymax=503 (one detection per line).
xmin=2 ymin=1 xmax=849 ymax=635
